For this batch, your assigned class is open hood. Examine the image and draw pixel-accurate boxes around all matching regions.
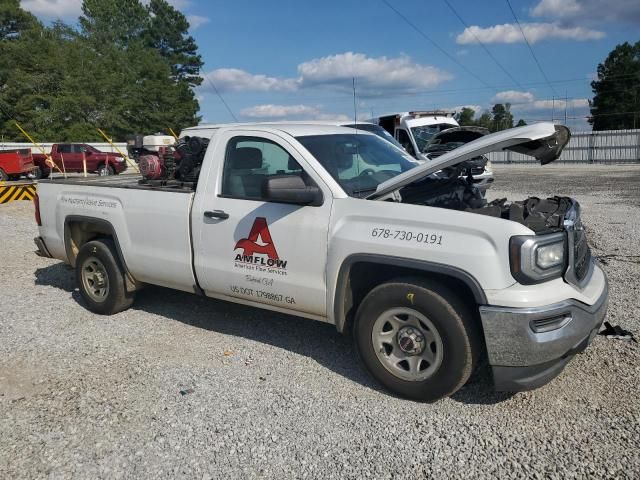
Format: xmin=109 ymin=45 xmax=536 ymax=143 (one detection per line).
xmin=368 ymin=123 xmax=570 ymax=200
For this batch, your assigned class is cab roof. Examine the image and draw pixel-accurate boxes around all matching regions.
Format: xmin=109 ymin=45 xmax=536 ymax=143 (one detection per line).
xmin=180 ymin=122 xmax=375 ymax=139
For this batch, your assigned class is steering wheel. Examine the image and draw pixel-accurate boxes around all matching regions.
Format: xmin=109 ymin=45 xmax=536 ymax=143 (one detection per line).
xmin=358 ymin=168 xmax=376 ymax=176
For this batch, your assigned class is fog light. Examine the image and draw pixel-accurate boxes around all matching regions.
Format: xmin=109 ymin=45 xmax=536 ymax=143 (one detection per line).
xmin=530 ymin=314 xmax=572 ymax=333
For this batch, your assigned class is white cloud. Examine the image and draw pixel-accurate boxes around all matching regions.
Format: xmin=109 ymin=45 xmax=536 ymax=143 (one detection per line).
xmin=531 ymin=0 xmax=640 ymax=24
xmin=492 ymin=90 xmax=535 ymax=104
xmin=21 ymin=0 xmax=82 ymax=18
xmin=23 ymin=0 xmax=196 ymax=19
xmin=531 ymin=0 xmax=582 ymax=18
xmin=204 ymin=52 xmax=452 ymax=96
xmin=187 ymin=15 xmax=210 ymax=30
xmin=204 ymin=69 xmax=298 ymax=93
xmin=240 ymin=104 xmax=321 ymax=118
xmin=315 ymin=113 xmax=351 ymax=122
xmin=448 ymin=105 xmax=483 ymax=114
xmin=486 ymin=91 xmax=590 ymax=113
xmin=526 ymin=98 xmax=590 ymax=110
xmin=296 ymin=52 xmax=452 ymax=95
xmin=456 ymin=22 xmax=604 ymax=44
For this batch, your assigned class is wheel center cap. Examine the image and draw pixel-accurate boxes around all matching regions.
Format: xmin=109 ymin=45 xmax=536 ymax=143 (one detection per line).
xmin=397 ymin=327 xmax=425 ymax=355
xmin=93 ymin=272 xmax=105 ymax=287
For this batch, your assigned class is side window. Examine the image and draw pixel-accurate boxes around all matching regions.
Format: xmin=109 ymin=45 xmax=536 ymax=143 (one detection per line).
xmin=74 ymin=145 xmax=87 ymax=153
xmin=221 ymin=136 xmax=310 ymax=201
xmin=58 ymin=144 xmax=72 ymax=154
xmin=396 ymin=129 xmax=416 ymax=157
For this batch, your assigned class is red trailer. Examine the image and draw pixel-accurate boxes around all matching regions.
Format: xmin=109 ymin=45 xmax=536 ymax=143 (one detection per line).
xmin=0 ymin=149 xmax=38 ymax=181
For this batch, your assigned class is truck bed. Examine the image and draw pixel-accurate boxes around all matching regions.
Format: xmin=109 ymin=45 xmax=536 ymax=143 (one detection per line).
xmin=37 ymin=174 xmax=198 ymax=293
xmin=39 ymin=174 xmax=195 ymax=193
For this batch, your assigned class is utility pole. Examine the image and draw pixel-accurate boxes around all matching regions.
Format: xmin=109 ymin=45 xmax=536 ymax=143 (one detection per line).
xmin=564 ymin=91 xmax=568 ymax=125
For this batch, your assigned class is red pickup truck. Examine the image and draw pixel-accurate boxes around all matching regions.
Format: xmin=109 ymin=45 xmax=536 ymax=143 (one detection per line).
xmin=0 ymin=149 xmax=37 ymax=181
xmin=33 ymin=144 xmax=127 ymax=177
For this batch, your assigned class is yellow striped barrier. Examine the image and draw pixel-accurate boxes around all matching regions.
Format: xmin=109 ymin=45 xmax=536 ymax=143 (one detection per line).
xmin=0 ymin=182 xmax=37 ymax=204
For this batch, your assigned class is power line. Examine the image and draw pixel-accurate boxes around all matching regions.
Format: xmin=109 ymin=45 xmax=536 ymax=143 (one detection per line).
xmin=504 ymin=0 xmax=558 ymax=97
xmin=381 ymin=0 xmax=497 ymax=91
xmin=443 ymin=0 xmax=524 ymax=90
xmin=203 ymin=74 xmax=238 ymax=122
xmin=283 ymin=75 xmax=640 ymax=104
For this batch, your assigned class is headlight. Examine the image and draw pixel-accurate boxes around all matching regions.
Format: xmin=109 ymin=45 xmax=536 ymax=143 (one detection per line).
xmin=510 ymin=232 xmax=566 ymax=284
xmin=536 ymin=242 xmax=564 ymax=269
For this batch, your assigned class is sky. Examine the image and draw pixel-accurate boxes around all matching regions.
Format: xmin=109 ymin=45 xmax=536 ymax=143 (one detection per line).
xmin=20 ymin=0 xmax=640 ymax=131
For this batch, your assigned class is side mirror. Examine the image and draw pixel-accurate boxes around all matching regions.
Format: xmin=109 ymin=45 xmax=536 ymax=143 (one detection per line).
xmin=263 ymin=175 xmax=323 ymax=206
xmin=84 ymin=150 xmax=92 ymax=156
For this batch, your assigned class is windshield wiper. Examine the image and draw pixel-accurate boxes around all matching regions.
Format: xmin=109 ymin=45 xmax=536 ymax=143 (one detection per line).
xmin=351 ymin=187 xmax=377 ymax=195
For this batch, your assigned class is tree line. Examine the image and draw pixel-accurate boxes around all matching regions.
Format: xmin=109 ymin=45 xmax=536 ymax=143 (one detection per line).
xmin=0 ymin=0 xmax=202 ymax=142
xmin=455 ymin=103 xmax=527 ymax=132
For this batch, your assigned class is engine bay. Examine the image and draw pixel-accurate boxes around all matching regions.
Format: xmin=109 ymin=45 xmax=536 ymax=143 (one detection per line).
xmin=400 ymin=171 xmax=573 ymax=234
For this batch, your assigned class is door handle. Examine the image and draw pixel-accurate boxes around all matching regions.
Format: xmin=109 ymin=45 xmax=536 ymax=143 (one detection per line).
xmin=204 ymin=210 xmax=229 ymax=220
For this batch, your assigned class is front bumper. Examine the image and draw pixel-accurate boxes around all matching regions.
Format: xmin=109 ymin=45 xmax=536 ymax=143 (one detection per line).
xmin=479 ymin=270 xmax=608 ymax=391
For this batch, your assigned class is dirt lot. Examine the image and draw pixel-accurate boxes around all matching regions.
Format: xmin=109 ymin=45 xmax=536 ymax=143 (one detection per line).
xmin=1 ymin=165 xmax=639 ymax=479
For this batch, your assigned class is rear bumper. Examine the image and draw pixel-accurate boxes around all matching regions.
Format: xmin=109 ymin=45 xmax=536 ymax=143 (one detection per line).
xmin=479 ymin=270 xmax=608 ymax=391
xmin=34 ymin=236 xmax=52 ymax=258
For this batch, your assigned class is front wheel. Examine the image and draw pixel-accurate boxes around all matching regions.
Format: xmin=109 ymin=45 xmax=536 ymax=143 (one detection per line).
xmin=97 ymin=164 xmax=115 ymax=176
xmin=76 ymin=239 xmax=135 ymax=314
xmin=0 ymin=168 xmax=8 ymax=181
xmin=354 ymin=278 xmax=481 ymax=402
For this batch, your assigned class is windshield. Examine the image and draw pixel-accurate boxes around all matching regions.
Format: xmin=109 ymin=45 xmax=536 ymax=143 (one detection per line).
xmin=343 ymin=124 xmax=405 ymax=150
xmin=410 ymin=123 xmax=455 ymax=153
xmin=296 ymin=133 xmax=419 ymax=197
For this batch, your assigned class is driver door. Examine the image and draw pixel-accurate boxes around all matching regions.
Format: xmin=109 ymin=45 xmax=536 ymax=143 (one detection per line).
xmin=192 ymin=130 xmax=333 ymax=317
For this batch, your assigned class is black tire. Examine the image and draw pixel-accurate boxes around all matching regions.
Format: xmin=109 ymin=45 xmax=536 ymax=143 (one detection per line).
xmin=31 ymin=166 xmax=43 ymax=180
xmin=0 ymin=168 xmax=8 ymax=181
xmin=354 ymin=277 xmax=481 ymax=402
xmin=97 ymin=164 xmax=114 ymax=176
xmin=75 ymin=239 xmax=135 ymax=315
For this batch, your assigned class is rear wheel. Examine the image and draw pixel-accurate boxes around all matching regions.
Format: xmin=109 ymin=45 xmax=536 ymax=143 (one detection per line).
xmin=97 ymin=164 xmax=114 ymax=176
xmin=30 ymin=167 xmax=43 ymax=180
xmin=354 ymin=278 xmax=481 ymax=401
xmin=76 ymin=239 xmax=135 ymax=314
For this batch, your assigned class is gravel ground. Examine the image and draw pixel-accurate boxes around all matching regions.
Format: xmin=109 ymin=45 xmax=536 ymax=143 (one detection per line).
xmin=1 ymin=165 xmax=639 ymax=479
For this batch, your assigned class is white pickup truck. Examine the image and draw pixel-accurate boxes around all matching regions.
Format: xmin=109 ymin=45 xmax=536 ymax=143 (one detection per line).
xmin=34 ymin=122 xmax=608 ymax=401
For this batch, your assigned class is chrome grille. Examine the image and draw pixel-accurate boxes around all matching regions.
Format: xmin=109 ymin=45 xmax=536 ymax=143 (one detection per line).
xmin=573 ymin=219 xmax=591 ymax=282
xmin=564 ymin=201 xmax=593 ymax=286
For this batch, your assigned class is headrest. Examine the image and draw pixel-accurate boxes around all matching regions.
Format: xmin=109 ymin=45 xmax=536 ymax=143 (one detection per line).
xmin=232 ymin=147 xmax=262 ymax=169
xmin=287 ymin=156 xmax=301 ymax=170
xmin=333 ymin=144 xmax=354 ymax=169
